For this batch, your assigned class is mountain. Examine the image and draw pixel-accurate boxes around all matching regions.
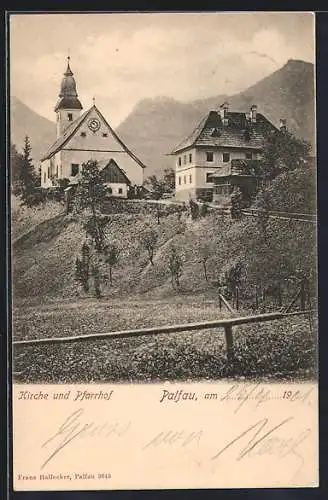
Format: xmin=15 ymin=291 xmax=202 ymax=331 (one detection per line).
xmin=117 ymin=59 xmax=315 ymax=176
xmin=11 ymin=59 xmax=315 ymax=175
xmin=10 ymin=96 xmax=56 ymax=162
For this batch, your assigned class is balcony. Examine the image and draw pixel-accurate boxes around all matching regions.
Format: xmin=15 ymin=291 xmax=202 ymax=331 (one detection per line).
xmin=209 ymin=159 xmax=261 ymax=179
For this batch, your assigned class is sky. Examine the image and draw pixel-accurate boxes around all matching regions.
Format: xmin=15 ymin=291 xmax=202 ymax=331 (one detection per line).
xmin=9 ymin=12 xmax=315 ymax=127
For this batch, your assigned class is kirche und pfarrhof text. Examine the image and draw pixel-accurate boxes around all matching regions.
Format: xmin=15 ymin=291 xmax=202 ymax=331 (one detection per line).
xmin=17 ymin=389 xmax=114 ymax=402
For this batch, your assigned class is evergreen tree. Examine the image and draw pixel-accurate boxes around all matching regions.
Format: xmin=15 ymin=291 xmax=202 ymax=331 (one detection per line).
xmin=19 ymin=136 xmax=38 ymax=204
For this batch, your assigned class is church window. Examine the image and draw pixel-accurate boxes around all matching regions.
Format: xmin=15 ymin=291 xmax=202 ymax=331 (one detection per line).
xmin=71 ymin=163 xmax=79 ymax=176
xmin=56 ymin=165 xmax=58 ymax=177
xmin=80 ymin=132 xmax=86 ymax=137
xmin=47 ymin=167 xmax=50 ymax=178
xmin=178 ymin=176 xmax=181 ymax=185
xmin=189 ymin=174 xmax=192 ymax=184
xmin=189 ymin=153 xmax=192 ymax=163
xmin=44 ymin=172 xmax=46 ymax=184
xmin=183 ymin=155 xmax=187 ymax=164
xmin=102 ymin=133 xmax=108 ymax=137
xmin=178 ymin=157 xmax=181 ymax=166
xmin=68 ymin=113 xmax=73 ymax=121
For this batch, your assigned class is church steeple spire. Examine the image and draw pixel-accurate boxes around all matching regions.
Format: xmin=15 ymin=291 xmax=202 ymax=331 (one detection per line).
xmin=55 ymin=57 xmax=83 ymax=137
xmin=54 ymin=57 xmax=83 ymax=112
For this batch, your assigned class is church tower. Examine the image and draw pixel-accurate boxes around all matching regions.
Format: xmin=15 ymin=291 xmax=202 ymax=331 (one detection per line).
xmin=54 ymin=57 xmax=83 ymax=137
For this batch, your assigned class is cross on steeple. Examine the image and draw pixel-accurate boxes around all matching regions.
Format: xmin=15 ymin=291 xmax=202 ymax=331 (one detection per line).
xmin=92 ymin=96 xmax=96 ymax=106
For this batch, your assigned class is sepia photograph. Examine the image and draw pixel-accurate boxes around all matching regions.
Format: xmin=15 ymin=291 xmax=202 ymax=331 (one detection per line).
xmin=10 ymin=12 xmax=317 ymax=386
xmin=9 ymin=11 xmax=320 ymax=491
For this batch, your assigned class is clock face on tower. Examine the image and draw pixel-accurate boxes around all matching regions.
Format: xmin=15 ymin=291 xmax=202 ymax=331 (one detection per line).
xmin=88 ymin=118 xmax=101 ymax=132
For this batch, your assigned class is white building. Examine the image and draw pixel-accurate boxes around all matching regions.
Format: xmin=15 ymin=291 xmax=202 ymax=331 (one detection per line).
xmin=171 ymin=103 xmax=278 ymax=202
xmin=41 ymin=58 xmax=145 ymax=197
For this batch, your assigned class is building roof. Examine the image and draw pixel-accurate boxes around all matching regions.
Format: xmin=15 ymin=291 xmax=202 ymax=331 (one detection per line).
xmin=41 ymin=104 xmax=147 ymax=170
xmin=171 ymin=109 xmax=278 ymax=154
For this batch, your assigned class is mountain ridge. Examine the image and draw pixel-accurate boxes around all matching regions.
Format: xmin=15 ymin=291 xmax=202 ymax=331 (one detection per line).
xmin=11 ymin=59 xmax=315 ymax=176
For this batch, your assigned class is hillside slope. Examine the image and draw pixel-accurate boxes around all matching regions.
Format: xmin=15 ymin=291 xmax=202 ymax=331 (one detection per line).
xmin=13 ymin=167 xmax=316 ymax=307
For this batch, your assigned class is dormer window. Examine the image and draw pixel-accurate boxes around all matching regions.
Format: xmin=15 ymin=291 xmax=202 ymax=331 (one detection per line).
xmin=68 ymin=113 xmax=73 ymax=121
xmin=211 ymin=128 xmax=221 ymax=137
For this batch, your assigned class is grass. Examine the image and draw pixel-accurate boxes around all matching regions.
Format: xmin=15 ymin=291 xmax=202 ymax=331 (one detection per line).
xmin=12 ymin=296 xmax=317 ymax=383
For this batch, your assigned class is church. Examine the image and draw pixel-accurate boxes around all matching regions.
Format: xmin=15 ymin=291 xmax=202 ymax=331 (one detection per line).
xmin=40 ymin=58 xmax=146 ymax=198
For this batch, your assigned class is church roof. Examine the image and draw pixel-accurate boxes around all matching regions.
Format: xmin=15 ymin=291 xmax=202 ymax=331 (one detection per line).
xmin=170 ymin=109 xmax=278 ymax=154
xmin=41 ymin=105 xmax=147 ymax=170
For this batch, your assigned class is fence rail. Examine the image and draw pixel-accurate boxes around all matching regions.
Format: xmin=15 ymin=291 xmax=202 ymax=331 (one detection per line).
xmin=13 ymin=309 xmax=314 ymax=363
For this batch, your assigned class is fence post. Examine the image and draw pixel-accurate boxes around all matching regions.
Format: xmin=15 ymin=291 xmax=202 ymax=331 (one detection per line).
xmin=224 ymin=324 xmax=234 ymax=363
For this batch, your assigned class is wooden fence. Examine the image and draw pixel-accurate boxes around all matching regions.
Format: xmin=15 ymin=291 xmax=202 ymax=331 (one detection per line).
xmin=13 ymin=309 xmax=314 ymax=364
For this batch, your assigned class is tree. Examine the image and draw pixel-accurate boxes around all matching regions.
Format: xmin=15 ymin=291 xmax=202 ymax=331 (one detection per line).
xmin=104 ymin=243 xmax=119 ymax=285
xmin=163 ymin=168 xmax=175 ymax=191
xmin=141 ymin=227 xmax=158 ymax=266
xmin=261 ymin=129 xmax=311 ymax=182
xmin=189 ymin=198 xmax=199 ymax=220
xmin=75 ymin=241 xmax=91 ymax=292
xmin=230 ymin=186 xmax=244 ymax=219
xmin=144 ymin=174 xmax=166 ymax=200
xmin=168 ymin=245 xmax=183 ymax=290
xmin=74 ymin=160 xmax=108 ymax=251
xmin=198 ymin=243 xmax=211 ymax=282
xmin=10 ymin=143 xmax=21 ymax=194
xmin=16 ymin=136 xmax=38 ymax=205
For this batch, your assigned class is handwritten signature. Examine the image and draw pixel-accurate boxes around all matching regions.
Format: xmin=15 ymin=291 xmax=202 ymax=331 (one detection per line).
xmin=40 ymin=408 xmax=131 ymax=470
xmin=211 ymin=416 xmax=312 ymax=480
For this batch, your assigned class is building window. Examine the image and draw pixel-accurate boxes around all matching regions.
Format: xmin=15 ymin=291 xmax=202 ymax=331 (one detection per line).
xmin=102 ymin=133 xmax=108 ymax=137
xmin=178 ymin=176 xmax=181 ymax=185
xmin=183 ymin=155 xmax=187 ymax=165
xmin=189 ymin=153 xmax=192 ymax=163
xmin=71 ymin=163 xmax=79 ymax=176
xmin=68 ymin=113 xmax=73 ymax=121
xmin=47 ymin=166 xmax=50 ymax=178
xmin=80 ymin=132 xmax=86 ymax=137
xmin=184 ymin=175 xmax=186 ymax=184
xmin=56 ymin=165 xmax=58 ymax=177
xmin=178 ymin=157 xmax=181 ymax=166
xmin=206 ymin=173 xmax=213 ymax=183
xmin=245 ymin=151 xmax=253 ymax=160
xmin=223 ymin=152 xmax=230 ymax=163
xmin=60 ymin=165 xmax=63 ymax=177
xmin=206 ymin=152 xmax=214 ymax=162
xmin=118 ymin=188 xmax=123 ymax=194
xmin=189 ymin=174 xmax=192 ymax=184
xmin=43 ymin=172 xmax=46 ymax=184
